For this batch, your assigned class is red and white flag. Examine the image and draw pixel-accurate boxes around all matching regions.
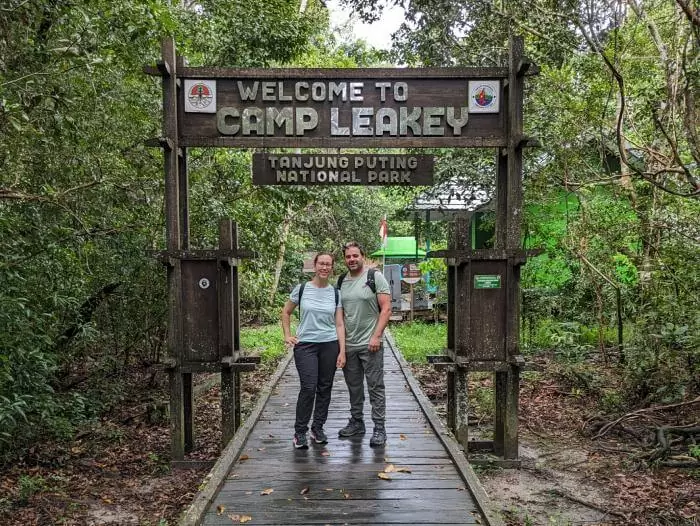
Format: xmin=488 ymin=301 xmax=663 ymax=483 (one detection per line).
xmin=379 ymin=215 xmax=388 ymax=247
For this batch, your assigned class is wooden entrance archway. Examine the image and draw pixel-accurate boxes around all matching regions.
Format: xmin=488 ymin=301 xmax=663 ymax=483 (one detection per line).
xmin=146 ymin=36 xmax=538 ymax=463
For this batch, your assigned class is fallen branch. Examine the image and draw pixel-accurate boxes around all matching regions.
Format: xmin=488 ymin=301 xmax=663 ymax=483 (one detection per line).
xmin=592 ymin=397 xmax=700 ymax=440
xmin=543 ymin=488 xmax=629 ymax=520
xmin=646 ymin=425 xmax=700 ymax=462
xmin=660 ymin=457 xmax=700 ymax=468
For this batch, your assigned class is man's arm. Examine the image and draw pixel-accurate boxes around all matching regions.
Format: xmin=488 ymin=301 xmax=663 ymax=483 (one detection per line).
xmin=368 ymin=293 xmax=392 ymax=352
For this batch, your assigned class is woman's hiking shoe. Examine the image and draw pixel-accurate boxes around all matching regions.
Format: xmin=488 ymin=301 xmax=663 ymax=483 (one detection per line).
xmin=369 ymin=425 xmax=386 ymax=447
xmin=338 ymin=417 xmax=366 ymax=437
xmin=310 ymin=427 xmax=328 ymax=444
xmin=293 ymin=433 xmax=309 ymax=449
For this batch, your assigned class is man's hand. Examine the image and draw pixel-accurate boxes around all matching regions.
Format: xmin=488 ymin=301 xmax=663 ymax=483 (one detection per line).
xmin=336 ymin=351 xmax=346 ymax=368
xmin=284 ymin=335 xmax=298 ymax=348
xmin=368 ymin=335 xmax=382 ymax=352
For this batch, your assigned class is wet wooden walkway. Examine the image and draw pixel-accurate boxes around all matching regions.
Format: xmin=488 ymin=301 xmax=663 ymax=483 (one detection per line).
xmin=184 ymin=335 xmax=501 ymax=525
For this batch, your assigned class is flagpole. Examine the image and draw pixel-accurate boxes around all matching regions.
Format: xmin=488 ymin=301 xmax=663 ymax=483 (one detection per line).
xmin=380 ymin=214 xmax=387 ymax=271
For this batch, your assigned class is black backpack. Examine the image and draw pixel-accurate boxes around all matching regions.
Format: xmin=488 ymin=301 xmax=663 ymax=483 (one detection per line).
xmin=336 ymin=268 xmax=378 ymax=294
xmin=297 ymin=281 xmax=340 ymax=309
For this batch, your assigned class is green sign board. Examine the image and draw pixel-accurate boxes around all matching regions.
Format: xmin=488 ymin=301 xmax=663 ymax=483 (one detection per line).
xmin=474 ymin=275 xmax=501 ymax=289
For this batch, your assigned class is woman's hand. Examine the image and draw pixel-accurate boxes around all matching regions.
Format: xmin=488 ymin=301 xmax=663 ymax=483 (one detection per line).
xmin=336 ymin=351 xmax=346 ymax=368
xmin=284 ymin=335 xmax=298 ymax=348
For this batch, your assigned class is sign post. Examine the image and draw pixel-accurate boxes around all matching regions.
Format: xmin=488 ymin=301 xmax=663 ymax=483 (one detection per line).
xmin=401 ymin=264 xmax=422 ymax=322
xmin=146 ymin=36 xmax=537 ymax=466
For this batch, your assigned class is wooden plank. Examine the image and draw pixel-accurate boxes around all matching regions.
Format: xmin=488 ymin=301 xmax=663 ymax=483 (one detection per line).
xmin=386 ymin=333 xmax=506 ymax=526
xmin=205 ymin=499 xmax=478 ymax=514
xmin=252 ymin=153 xmax=435 ymax=186
xmin=203 ymin=510 xmax=479 ymax=525
xmin=220 ymin=477 xmax=469 ymax=501
xmin=216 ymin=489 xmax=473 ymax=500
xmin=177 ymin=66 xmax=512 ymax=79
xmin=179 ymin=352 xmax=294 ymax=525
xmin=187 ymin=336 xmax=502 ymax=526
xmin=228 ymin=458 xmax=455 ymax=469
xmin=207 ymin=498 xmax=479 ymax=513
xmin=180 ymin=136 xmax=507 ymax=149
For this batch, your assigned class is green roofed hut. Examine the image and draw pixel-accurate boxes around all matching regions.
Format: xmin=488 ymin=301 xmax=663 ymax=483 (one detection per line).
xmin=370 ymin=237 xmax=430 ymax=319
xmin=370 ymin=236 xmax=426 ymax=259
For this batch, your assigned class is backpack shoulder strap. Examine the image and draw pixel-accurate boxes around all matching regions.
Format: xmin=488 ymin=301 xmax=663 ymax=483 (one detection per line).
xmin=367 ymin=267 xmax=377 ymax=294
xmin=298 ymin=281 xmax=306 ymax=305
xmin=336 ymin=272 xmax=347 ymax=290
xmin=334 ymin=287 xmax=339 ymax=307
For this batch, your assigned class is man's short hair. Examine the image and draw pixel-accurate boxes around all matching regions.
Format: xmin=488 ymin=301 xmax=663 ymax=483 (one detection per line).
xmin=342 ymin=241 xmax=365 ymax=256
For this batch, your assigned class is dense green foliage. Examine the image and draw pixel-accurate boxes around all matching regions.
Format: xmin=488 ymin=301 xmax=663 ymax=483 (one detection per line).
xmin=0 ymin=0 xmax=397 ymax=460
xmin=1 ymin=0 xmax=698 ymax=463
xmin=344 ymin=0 xmax=699 ymax=407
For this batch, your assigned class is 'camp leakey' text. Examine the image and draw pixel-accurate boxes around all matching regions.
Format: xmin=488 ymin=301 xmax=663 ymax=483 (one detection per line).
xmin=217 ymin=81 xmax=469 ymax=137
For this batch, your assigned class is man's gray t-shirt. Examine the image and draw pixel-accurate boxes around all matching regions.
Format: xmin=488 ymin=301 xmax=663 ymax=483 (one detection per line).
xmin=290 ymin=283 xmax=342 ymax=343
xmin=339 ymin=269 xmax=390 ymax=349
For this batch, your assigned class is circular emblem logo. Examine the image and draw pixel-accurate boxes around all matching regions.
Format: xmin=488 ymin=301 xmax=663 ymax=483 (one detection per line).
xmin=198 ymin=278 xmax=211 ymax=290
xmin=471 ymin=84 xmax=497 ymax=109
xmin=187 ymin=82 xmax=214 ymax=110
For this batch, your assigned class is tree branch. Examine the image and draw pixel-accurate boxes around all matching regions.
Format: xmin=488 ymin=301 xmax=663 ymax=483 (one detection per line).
xmin=675 ymin=0 xmax=700 ymax=27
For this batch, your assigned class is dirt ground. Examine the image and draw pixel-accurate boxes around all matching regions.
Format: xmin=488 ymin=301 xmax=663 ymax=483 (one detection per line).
xmin=0 ymin=358 xmax=698 ymax=525
xmin=412 ymin=363 xmax=699 ymax=526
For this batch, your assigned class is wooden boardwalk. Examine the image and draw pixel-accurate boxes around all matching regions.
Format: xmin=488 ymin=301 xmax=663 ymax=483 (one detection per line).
xmin=188 ymin=336 xmax=500 ymax=525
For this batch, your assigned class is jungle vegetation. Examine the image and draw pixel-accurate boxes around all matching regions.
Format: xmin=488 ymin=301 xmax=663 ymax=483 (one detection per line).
xmin=0 ymin=0 xmax=697 ymax=461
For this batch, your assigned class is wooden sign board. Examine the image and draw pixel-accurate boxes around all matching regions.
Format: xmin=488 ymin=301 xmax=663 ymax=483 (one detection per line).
xmin=177 ymin=68 xmax=505 ymax=148
xmin=252 ymin=153 xmax=433 ymax=186
xmin=401 ymin=263 xmax=422 ymax=284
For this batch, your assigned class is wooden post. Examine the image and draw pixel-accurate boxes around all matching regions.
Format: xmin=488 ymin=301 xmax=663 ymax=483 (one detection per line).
xmin=162 ymin=38 xmax=184 ymax=461
xmin=219 ymin=220 xmax=236 ymax=446
xmin=505 ymin=35 xmax=525 ymax=460
xmin=494 ymin=133 xmax=508 ymax=458
xmin=446 ymin=223 xmax=456 ymax=432
xmin=175 ymin=54 xmax=194 ymax=455
xmin=231 ymin=222 xmax=242 ymax=430
xmin=453 ymin=215 xmax=471 ymax=447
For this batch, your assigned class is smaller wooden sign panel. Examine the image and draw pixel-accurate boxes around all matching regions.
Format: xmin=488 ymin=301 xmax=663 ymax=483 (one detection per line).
xmin=252 ymin=153 xmax=433 ymax=186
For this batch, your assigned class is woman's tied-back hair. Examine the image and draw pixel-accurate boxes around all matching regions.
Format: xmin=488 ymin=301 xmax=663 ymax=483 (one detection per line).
xmin=342 ymin=241 xmax=365 ymax=256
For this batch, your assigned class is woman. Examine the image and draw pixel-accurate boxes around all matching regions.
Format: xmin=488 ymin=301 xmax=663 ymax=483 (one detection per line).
xmin=281 ymin=252 xmax=346 ymax=449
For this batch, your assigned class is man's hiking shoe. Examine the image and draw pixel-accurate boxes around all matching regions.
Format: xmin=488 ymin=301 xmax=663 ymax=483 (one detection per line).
xmin=310 ymin=427 xmax=328 ymax=444
xmin=293 ymin=433 xmax=309 ymax=449
xmin=338 ymin=418 xmax=366 ymax=437
xmin=369 ymin=426 xmax=387 ymax=447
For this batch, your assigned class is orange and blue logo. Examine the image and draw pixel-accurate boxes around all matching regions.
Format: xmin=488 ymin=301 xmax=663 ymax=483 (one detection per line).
xmin=470 ymin=84 xmax=497 ymax=109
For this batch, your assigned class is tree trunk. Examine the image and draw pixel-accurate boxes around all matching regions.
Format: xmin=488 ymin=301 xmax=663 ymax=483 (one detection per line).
xmin=268 ymin=203 xmax=294 ymax=305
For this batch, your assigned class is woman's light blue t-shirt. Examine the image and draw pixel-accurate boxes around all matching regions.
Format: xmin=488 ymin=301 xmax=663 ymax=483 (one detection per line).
xmin=290 ymin=283 xmax=342 ymax=343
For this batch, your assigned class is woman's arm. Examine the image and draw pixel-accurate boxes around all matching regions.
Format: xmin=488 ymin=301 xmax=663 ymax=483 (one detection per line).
xmin=281 ymin=300 xmax=298 ymax=348
xmin=335 ymin=307 xmax=346 ymax=368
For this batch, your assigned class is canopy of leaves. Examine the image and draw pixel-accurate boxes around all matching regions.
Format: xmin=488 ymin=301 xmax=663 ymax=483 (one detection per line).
xmin=0 ymin=0 xmax=399 ymax=458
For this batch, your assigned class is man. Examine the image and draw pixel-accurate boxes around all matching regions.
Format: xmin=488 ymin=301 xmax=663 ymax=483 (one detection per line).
xmin=337 ymin=241 xmax=392 ymax=447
